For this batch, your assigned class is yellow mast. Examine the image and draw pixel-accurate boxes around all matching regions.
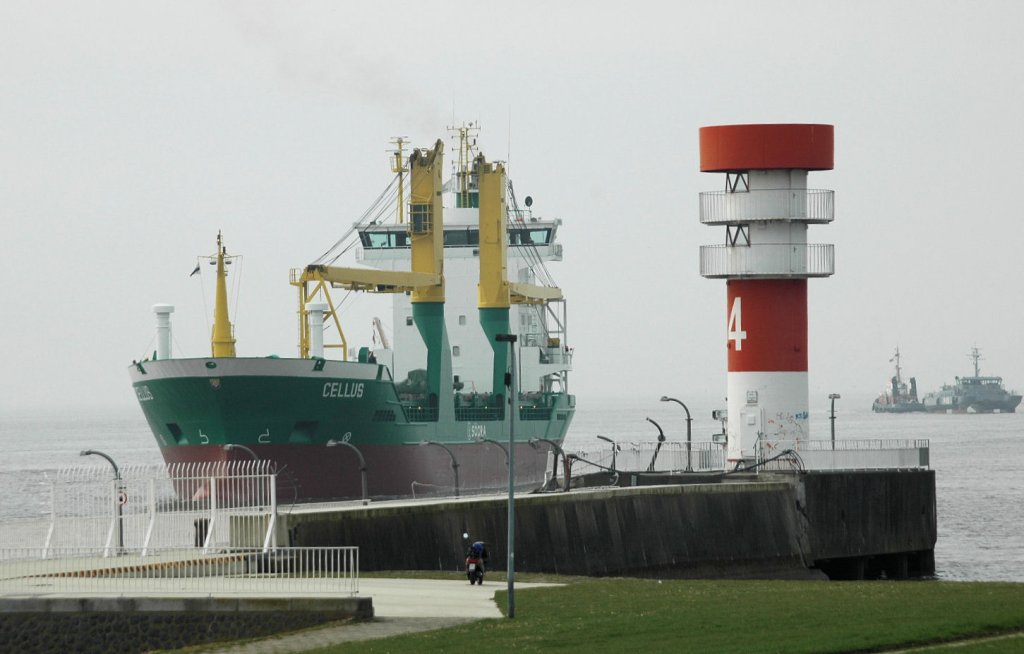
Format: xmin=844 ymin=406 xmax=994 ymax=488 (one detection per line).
xmin=211 ymin=231 xmax=237 ymax=357
xmin=477 ymin=155 xmax=510 ymax=309
xmin=409 ymin=139 xmax=446 ymax=304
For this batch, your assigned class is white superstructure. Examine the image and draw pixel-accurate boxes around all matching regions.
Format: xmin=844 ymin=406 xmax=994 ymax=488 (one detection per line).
xmin=357 ymin=196 xmax=570 ymax=396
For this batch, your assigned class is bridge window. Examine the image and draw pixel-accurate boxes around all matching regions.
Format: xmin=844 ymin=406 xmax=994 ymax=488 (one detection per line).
xmin=509 ymin=228 xmax=551 ymax=246
xmin=444 ymin=228 xmax=480 ymax=246
xmin=360 ymin=231 xmax=411 ymax=249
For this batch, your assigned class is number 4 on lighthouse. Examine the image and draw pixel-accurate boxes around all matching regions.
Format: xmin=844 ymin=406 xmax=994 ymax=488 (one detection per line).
xmin=728 ymin=296 xmax=747 ymax=351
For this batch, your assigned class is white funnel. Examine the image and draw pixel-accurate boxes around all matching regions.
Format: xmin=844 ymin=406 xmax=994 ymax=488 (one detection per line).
xmin=153 ymin=304 xmax=175 ymax=360
xmin=308 ymin=303 xmax=328 ymax=358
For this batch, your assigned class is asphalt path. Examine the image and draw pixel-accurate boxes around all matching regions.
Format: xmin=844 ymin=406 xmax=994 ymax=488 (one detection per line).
xmin=196 ymin=578 xmax=560 ymax=653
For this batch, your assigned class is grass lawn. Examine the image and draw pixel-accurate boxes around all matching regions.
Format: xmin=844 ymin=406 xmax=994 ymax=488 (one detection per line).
xmin=306 ymin=577 xmax=1024 ymax=654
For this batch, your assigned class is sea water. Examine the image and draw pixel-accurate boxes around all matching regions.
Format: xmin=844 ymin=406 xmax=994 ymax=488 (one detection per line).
xmin=1 ymin=397 xmax=1021 ymax=582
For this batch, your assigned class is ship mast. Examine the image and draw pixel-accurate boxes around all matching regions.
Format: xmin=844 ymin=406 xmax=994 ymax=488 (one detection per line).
xmin=969 ymin=346 xmax=983 ymax=377
xmin=891 ymin=347 xmax=903 ymax=386
xmin=211 ymin=231 xmax=237 ymax=358
xmin=448 ymin=122 xmax=480 ymax=208
xmin=390 ymin=136 xmax=409 ymax=224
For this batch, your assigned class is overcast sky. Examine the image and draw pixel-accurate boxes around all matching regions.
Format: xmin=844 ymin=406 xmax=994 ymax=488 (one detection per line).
xmin=2 ymin=1 xmax=1023 ymax=415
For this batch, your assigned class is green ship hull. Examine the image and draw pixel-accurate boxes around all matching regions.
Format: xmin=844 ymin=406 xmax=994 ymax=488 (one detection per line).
xmin=130 ymin=357 xmax=574 ymax=499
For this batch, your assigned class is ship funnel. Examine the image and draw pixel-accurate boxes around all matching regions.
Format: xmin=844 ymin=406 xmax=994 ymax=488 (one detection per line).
xmin=153 ymin=304 xmax=175 ymax=360
xmin=308 ymin=303 xmax=328 ymax=359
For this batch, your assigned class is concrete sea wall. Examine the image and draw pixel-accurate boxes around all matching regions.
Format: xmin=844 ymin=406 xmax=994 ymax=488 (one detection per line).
xmin=0 ymin=597 xmax=372 ymax=654
xmin=288 ymin=470 xmax=936 ymax=580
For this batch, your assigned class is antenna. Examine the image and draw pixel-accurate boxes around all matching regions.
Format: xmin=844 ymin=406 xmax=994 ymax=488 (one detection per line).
xmin=507 ymin=105 xmax=512 ymax=170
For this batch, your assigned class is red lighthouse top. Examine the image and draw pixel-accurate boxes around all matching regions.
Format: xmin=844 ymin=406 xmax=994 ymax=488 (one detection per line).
xmin=699 ymin=124 xmax=834 ymax=172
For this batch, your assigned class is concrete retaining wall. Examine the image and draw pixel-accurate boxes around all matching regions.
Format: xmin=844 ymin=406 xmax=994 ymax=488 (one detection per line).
xmin=799 ymin=470 xmax=937 ymax=579
xmin=289 ymin=470 xmax=936 ymax=580
xmin=0 ymin=597 xmax=372 ymax=654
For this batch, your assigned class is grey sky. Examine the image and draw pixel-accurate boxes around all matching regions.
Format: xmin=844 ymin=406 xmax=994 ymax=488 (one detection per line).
xmin=2 ymin=1 xmax=1023 ymax=414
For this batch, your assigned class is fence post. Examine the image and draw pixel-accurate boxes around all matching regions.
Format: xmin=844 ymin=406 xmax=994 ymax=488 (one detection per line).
xmin=204 ymin=475 xmax=218 ymax=551
xmin=263 ymin=471 xmax=278 ymax=552
xmin=142 ymin=478 xmax=156 ymax=556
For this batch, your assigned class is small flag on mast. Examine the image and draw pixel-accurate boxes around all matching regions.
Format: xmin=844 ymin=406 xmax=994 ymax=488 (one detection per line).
xmin=189 ymin=263 xmax=201 ymax=277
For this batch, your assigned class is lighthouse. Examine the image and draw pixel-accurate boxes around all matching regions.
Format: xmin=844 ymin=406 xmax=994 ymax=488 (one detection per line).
xmin=698 ymin=124 xmax=835 ymax=464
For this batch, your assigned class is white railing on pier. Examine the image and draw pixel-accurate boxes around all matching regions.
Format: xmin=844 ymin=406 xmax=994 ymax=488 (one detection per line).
xmin=756 ymin=439 xmax=930 ymax=472
xmin=567 ymin=438 xmax=929 ymax=477
xmin=567 ymin=441 xmax=726 ymax=477
xmin=700 ymin=243 xmax=835 ymax=278
xmin=0 ymin=546 xmax=358 ymax=597
xmin=700 ymin=189 xmax=835 ymax=225
xmin=37 ymin=461 xmax=279 ymax=557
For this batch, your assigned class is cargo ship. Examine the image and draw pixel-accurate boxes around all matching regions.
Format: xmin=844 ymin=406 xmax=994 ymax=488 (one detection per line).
xmin=871 ymin=347 xmax=926 ymax=413
xmin=129 ymin=126 xmax=574 ymax=500
xmin=922 ymin=347 xmax=1021 ymax=414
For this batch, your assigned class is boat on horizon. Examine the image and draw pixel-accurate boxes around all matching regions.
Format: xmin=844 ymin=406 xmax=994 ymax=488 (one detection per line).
xmin=872 ymin=347 xmax=926 ymax=413
xmin=922 ymin=347 xmax=1021 ymax=414
xmin=128 ymin=126 xmax=575 ymax=500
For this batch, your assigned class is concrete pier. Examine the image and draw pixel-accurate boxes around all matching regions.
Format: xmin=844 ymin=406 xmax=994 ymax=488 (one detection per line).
xmin=286 ymin=470 xmax=936 ymax=580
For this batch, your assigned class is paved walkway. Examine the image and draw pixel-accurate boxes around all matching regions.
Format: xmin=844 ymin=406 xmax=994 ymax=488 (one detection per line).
xmin=196 ymin=578 xmax=559 ymax=653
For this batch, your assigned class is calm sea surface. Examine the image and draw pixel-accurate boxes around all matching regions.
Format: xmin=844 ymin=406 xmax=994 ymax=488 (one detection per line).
xmin=1 ymin=396 xmax=1021 ymax=582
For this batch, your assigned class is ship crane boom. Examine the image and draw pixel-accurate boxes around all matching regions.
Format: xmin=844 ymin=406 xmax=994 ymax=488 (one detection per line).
xmin=300 ymin=264 xmax=440 ymax=293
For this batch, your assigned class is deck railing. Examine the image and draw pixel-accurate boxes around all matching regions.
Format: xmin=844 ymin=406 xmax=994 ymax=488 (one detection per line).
xmin=700 ymin=243 xmax=834 ymax=278
xmin=700 ymin=189 xmax=834 ymax=225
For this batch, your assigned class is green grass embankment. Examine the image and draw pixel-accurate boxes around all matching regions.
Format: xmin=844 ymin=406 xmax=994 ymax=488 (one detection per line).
xmin=312 ymin=577 xmax=1024 ymax=654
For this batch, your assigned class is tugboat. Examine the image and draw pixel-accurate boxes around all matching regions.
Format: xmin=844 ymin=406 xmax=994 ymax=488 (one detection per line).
xmin=872 ymin=347 xmax=926 ymax=413
xmin=922 ymin=347 xmax=1022 ymax=414
xmin=128 ymin=126 xmax=575 ymax=500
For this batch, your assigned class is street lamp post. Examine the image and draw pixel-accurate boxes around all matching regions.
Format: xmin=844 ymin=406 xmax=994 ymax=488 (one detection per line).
xmin=326 ymin=439 xmax=369 ymax=505
xmin=644 ymin=417 xmax=667 ymax=472
xmin=474 ymin=437 xmax=510 ymax=467
xmin=495 ymin=332 xmax=518 ymax=619
xmin=224 ymin=443 xmax=259 ymax=461
xmin=828 ymin=393 xmax=841 ymax=449
xmin=529 ymin=438 xmax=568 ymax=491
xmin=596 ymin=435 xmax=618 ymax=472
xmin=80 ymin=449 xmax=124 ymax=553
xmin=660 ymin=396 xmax=693 ymax=472
xmin=419 ymin=441 xmax=460 ymax=498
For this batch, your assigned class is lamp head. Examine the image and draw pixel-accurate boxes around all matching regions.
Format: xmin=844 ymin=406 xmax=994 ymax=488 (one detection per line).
xmin=326 ymin=439 xmax=338 ymax=447
xmin=829 ymin=393 xmax=841 ymax=400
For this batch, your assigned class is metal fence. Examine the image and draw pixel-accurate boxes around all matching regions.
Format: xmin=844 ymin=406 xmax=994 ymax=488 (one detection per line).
xmin=756 ymin=439 xmax=931 ymax=472
xmin=38 ymin=461 xmax=279 ymax=557
xmin=0 ymin=546 xmax=359 ymax=596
